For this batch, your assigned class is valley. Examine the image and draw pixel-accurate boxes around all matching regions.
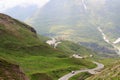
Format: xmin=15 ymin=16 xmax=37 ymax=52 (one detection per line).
xmin=0 ymin=13 xmax=96 ymax=80
xmin=26 ymin=0 xmax=120 ymax=57
xmin=0 ymin=0 xmax=120 ymax=80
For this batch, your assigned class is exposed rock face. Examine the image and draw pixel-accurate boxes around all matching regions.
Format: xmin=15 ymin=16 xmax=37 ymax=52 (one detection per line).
xmin=0 ymin=59 xmax=29 ymax=80
xmin=0 ymin=13 xmax=37 ymax=34
xmin=29 ymin=27 xmax=36 ymax=34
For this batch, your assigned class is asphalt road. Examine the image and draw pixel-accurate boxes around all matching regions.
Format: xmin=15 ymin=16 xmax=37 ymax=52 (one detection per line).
xmin=58 ymin=61 xmax=104 ymax=80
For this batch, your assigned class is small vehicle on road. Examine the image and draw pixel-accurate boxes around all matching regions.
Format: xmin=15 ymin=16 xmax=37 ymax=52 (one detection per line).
xmin=71 ymin=71 xmax=75 ymax=74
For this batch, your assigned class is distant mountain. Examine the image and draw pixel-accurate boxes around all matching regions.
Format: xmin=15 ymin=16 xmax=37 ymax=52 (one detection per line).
xmin=27 ymin=0 xmax=120 ymax=57
xmin=3 ymin=5 xmax=38 ymax=21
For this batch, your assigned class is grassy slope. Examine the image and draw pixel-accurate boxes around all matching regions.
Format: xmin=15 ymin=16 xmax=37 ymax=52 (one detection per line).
xmin=86 ymin=61 xmax=120 ymax=80
xmin=57 ymin=41 xmax=96 ymax=56
xmin=0 ymin=13 xmax=96 ymax=80
xmin=68 ymin=58 xmax=119 ymax=80
xmin=0 ymin=49 xmax=96 ymax=80
xmin=69 ymin=72 xmax=91 ymax=80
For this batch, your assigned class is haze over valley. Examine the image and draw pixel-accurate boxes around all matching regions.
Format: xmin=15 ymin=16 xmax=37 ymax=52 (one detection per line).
xmin=0 ymin=0 xmax=120 ymax=80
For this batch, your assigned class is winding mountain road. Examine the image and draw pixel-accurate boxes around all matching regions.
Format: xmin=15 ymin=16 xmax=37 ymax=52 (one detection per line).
xmin=58 ymin=61 xmax=104 ymax=80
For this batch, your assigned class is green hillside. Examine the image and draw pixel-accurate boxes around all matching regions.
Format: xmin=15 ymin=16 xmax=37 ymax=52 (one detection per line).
xmin=69 ymin=72 xmax=91 ymax=80
xmin=86 ymin=61 xmax=120 ymax=80
xmin=0 ymin=13 xmax=96 ymax=80
xmin=57 ymin=41 xmax=96 ymax=56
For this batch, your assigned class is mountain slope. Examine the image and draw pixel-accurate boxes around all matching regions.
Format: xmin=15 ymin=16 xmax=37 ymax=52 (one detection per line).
xmin=86 ymin=61 xmax=120 ymax=80
xmin=27 ymin=0 xmax=120 ymax=57
xmin=57 ymin=41 xmax=96 ymax=56
xmin=0 ymin=13 xmax=67 ymax=57
xmin=0 ymin=13 xmax=38 ymax=45
xmin=0 ymin=13 xmax=96 ymax=80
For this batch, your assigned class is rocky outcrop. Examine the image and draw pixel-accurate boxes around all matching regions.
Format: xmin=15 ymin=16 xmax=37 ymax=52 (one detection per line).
xmin=0 ymin=59 xmax=29 ymax=80
xmin=0 ymin=13 xmax=36 ymax=34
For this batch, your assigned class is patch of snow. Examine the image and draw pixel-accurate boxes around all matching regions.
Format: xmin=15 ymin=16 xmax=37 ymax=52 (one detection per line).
xmin=46 ymin=38 xmax=61 ymax=48
xmin=113 ymin=45 xmax=120 ymax=55
xmin=97 ymin=27 xmax=110 ymax=44
xmin=97 ymin=27 xmax=120 ymax=55
xmin=113 ymin=38 xmax=120 ymax=44
xmin=82 ymin=0 xmax=87 ymax=10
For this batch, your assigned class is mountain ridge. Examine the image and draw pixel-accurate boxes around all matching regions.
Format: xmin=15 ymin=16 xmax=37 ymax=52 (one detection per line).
xmin=26 ymin=0 xmax=120 ymax=57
